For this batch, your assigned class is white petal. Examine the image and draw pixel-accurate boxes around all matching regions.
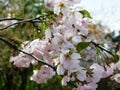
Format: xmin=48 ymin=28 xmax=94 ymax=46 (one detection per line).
xmin=57 ymin=64 xmax=65 ymax=75
xmin=77 ymin=69 xmax=86 ymax=81
xmin=71 ymin=53 xmax=81 ymax=60
xmin=45 ymin=29 xmax=52 ymax=39
xmin=72 ymin=36 xmax=82 ymax=44
xmin=54 ymin=5 xmax=60 ymax=15
xmin=62 ymin=76 xmax=70 ymax=86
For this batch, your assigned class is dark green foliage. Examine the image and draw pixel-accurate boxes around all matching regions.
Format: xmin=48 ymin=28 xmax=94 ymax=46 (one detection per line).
xmin=80 ymin=9 xmax=92 ymax=18
xmin=76 ymin=42 xmax=91 ymax=52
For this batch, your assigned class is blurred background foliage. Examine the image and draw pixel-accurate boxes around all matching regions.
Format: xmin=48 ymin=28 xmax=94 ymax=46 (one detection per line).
xmin=0 ymin=0 xmax=120 ymax=90
xmin=0 ymin=0 xmax=72 ymax=90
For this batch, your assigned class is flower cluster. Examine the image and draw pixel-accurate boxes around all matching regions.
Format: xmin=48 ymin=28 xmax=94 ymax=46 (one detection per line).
xmin=10 ymin=0 xmax=120 ymax=90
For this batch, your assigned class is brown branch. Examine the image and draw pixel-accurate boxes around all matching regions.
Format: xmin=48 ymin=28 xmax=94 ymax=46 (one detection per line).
xmin=0 ymin=15 xmax=50 ymax=30
xmin=0 ymin=18 xmax=23 ymax=21
xmin=91 ymin=41 xmax=114 ymax=57
xmin=81 ymin=35 xmax=115 ymax=57
xmin=0 ymin=36 xmax=56 ymax=70
xmin=0 ymin=18 xmax=41 ymax=30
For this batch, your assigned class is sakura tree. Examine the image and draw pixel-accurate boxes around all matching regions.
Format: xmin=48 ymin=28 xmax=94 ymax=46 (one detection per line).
xmin=0 ymin=0 xmax=120 ymax=90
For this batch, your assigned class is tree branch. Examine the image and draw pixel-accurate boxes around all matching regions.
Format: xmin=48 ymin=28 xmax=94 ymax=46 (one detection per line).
xmin=0 ymin=36 xmax=56 ymax=70
xmin=91 ymin=41 xmax=114 ymax=57
xmin=0 ymin=15 xmax=49 ymax=30
xmin=81 ymin=35 xmax=115 ymax=57
xmin=0 ymin=18 xmax=23 ymax=21
xmin=0 ymin=18 xmax=40 ymax=30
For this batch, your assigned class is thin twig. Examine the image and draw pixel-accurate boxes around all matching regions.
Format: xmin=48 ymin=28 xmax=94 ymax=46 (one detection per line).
xmin=81 ymin=35 xmax=114 ymax=57
xmin=0 ymin=15 xmax=49 ymax=30
xmin=0 ymin=18 xmax=40 ymax=30
xmin=0 ymin=18 xmax=23 ymax=21
xmin=0 ymin=36 xmax=56 ymax=70
xmin=91 ymin=41 xmax=114 ymax=57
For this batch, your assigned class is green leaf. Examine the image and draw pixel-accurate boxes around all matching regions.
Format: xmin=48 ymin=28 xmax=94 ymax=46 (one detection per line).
xmin=114 ymin=54 xmax=119 ymax=62
xmin=80 ymin=9 xmax=92 ymax=18
xmin=76 ymin=42 xmax=91 ymax=52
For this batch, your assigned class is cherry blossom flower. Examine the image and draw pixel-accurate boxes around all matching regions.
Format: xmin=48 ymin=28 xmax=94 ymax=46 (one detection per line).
xmin=116 ymin=59 xmax=120 ymax=70
xmin=76 ymin=67 xmax=87 ymax=81
xmin=54 ymin=0 xmax=69 ymax=15
xmin=102 ymin=63 xmax=115 ymax=78
xmin=110 ymin=74 xmax=120 ymax=83
xmin=75 ymin=18 xmax=90 ymax=35
xmin=10 ymin=53 xmax=38 ymax=68
xmin=30 ymin=65 xmax=55 ymax=84
xmin=57 ymin=52 xmax=81 ymax=75
xmin=44 ymin=0 xmax=54 ymax=10
xmin=90 ymin=63 xmax=105 ymax=83
xmin=59 ymin=52 xmax=81 ymax=73
xmin=63 ymin=5 xmax=83 ymax=25
xmin=66 ymin=0 xmax=81 ymax=6
xmin=62 ymin=75 xmax=70 ymax=86
xmin=57 ymin=64 xmax=65 ymax=75
xmin=75 ymin=83 xmax=98 ymax=90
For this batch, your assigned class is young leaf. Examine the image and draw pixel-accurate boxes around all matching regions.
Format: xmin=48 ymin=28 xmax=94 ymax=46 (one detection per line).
xmin=76 ymin=42 xmax=91 ymax=52
xmin=80 ymin=9 xmax=92 ymax=18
